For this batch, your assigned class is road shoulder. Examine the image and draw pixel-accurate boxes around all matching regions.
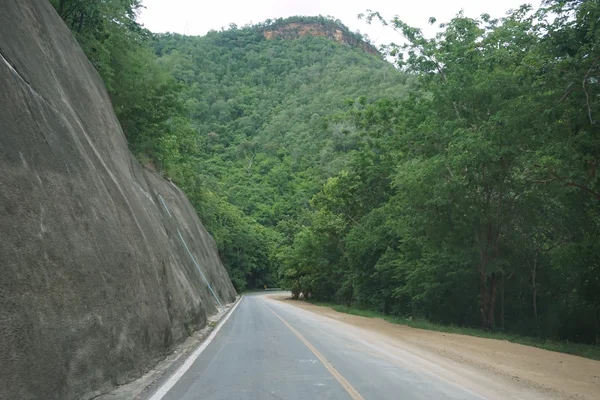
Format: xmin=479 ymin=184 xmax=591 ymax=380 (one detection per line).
xmin=96 ymin=297 xmax=242 ymax=400
xmin=276 ymin=296 xmax=600 ymax=400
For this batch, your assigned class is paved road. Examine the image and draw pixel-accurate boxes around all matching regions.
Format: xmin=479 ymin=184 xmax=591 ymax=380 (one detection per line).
xmin=152 ymin=293 xmax=491 ymax=400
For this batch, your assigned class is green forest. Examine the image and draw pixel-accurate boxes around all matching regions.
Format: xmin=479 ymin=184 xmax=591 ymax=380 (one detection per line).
xmin=51 ymin=0 xmax=599 ymax=346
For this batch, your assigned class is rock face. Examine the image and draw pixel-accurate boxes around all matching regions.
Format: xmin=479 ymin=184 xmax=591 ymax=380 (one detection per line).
xmin=263 ymin=21 xmax=380 ymax=56
xmin=0 ymin=1 xmax=236 ymax=399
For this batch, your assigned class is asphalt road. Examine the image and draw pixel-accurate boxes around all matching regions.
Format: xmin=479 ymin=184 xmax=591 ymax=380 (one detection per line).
xmin=152 ymin=293 xmax=490 ymax=400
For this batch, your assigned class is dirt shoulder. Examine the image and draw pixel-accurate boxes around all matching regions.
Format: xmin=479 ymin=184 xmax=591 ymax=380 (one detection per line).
xmin=277 ymin=297 xmax=600 ymax=400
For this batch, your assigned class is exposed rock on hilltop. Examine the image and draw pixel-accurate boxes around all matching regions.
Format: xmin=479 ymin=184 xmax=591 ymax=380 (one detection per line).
xmin=261 ymin=17 xmax=380 ymax=56
xmin=0 ymin=1 xmax=236 ymax=399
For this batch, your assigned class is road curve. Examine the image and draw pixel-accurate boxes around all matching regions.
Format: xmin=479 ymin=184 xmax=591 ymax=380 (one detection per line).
xmin=149 ymin=293 xmax=538 ymax=400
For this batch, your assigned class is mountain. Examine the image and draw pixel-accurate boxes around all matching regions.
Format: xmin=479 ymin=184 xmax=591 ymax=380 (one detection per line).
xmin=150 ymin=12 xmax=600 ymax=347
xmin=151 ymin=17 xmax=411 ymax=289
xmin=43 ymin=0 xmax=600 ymax=366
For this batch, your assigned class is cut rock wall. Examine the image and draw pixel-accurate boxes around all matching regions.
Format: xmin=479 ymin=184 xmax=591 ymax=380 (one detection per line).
xmin=0 ymin=1 xmax=236 ymax=398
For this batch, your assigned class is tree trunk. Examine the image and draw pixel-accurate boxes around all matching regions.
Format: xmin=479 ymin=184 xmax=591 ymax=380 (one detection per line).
xmin=487 ymin=273 xmax=497 ymax=329
xmin=596 ymin=307 xmax=600 ymax=346
xmin=479 ymin=226 xmax=491 ymax=329
xmin=477 ymin=182 xmax=504 ymax=331
xmin=532 ymin=250 xmax=538 ymax=319
xmin=532 ymin=285 xmax=538 ymax=319
xmin=76 ymin=11 xmax=85 ymax=33
xmin=501 ymin=272 xmax=505 ymax=331
xmin=478 ymin=220 xmax=496 ymax=329
xmin=480 ymin=266 xmax=488 ymax=328
xmin=345 ymin=282 xmax=353 ymax=307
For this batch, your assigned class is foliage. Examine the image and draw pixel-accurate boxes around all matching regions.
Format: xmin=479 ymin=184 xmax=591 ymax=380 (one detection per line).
xmin=283 ymin=2 xmax=600 ymax=344
xmin=50 ymin=0 xmax=189 ymax=160
xmin=53 ymin=5 xmax=408 ymax=291
xmin=149 ymin=19 xmax=410 ymax=290
xmin=53 ymin=0 xmax=600 ymax=346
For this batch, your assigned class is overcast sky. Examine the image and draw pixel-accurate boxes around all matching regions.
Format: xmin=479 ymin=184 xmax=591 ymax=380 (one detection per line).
xmin=139 ymin=0 xmax=537 ymax=45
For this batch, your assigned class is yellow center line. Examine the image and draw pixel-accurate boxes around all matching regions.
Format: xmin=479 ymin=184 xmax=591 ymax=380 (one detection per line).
xmin=263 ymin=302 xmax=365 ymax=400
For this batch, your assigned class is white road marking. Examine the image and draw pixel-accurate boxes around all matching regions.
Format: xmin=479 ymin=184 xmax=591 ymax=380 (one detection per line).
xmin=148 ymin=296 xmax=243 ymax=400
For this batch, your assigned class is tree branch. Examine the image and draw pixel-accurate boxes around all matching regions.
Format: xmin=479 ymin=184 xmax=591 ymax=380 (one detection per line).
xmin=583 ymin=58 xmax=599 ymax=125
xmin=548 ymin=170 xmax=600 ymax=200
xmin=551 ymin=84 xmax=574 ymax=108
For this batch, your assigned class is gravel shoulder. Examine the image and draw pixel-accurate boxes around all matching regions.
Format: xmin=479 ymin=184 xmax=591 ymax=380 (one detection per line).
xmin=278 ymin=296 xmax=600 ymax=400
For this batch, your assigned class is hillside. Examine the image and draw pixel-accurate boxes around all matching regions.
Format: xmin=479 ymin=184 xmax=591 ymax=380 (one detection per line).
xmin=153 ymin=10 xmax=599 ymax=346
xmin=48 ymin=0 xmax=599 ymax=355
xmin=151 ymin=17 xmax=411 ymax=289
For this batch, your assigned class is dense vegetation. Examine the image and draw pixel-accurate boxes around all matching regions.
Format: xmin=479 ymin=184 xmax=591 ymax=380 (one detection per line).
xmin=52 ymin=0 xmax=599 ymax=345
xmin=150 ymin=25 xmax=410 ymax=289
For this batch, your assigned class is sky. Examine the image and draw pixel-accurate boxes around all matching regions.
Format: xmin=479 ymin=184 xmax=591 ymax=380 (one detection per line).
xmin=139 ymin=0 xmax=538 ymax=46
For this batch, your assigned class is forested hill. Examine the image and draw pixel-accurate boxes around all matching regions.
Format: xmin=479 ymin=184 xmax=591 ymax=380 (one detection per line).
xmin=149 ymin=18 xmax=411 ymax=289
xmin=52 ymin=0 xmax=599 ymax=348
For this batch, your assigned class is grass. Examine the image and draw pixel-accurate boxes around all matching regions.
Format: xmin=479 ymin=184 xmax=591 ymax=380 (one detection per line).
xmin=308 ymin=301 xmax=600 ymax=361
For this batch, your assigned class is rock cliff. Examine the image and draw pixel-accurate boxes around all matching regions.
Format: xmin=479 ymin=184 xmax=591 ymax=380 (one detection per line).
xmin=262 ymin=19 xmax=380 ymax=56
xmin=0 ymin=1 xmax=236 ymax=398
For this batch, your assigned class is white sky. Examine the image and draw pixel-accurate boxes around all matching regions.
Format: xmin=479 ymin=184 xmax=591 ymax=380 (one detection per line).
xmin=139 ymin=0 xmax=538 ymax=45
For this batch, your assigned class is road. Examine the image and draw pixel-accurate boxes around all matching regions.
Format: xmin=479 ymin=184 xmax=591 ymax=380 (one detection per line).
xmin=149 ymin=293 xmax=542 ymax=400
